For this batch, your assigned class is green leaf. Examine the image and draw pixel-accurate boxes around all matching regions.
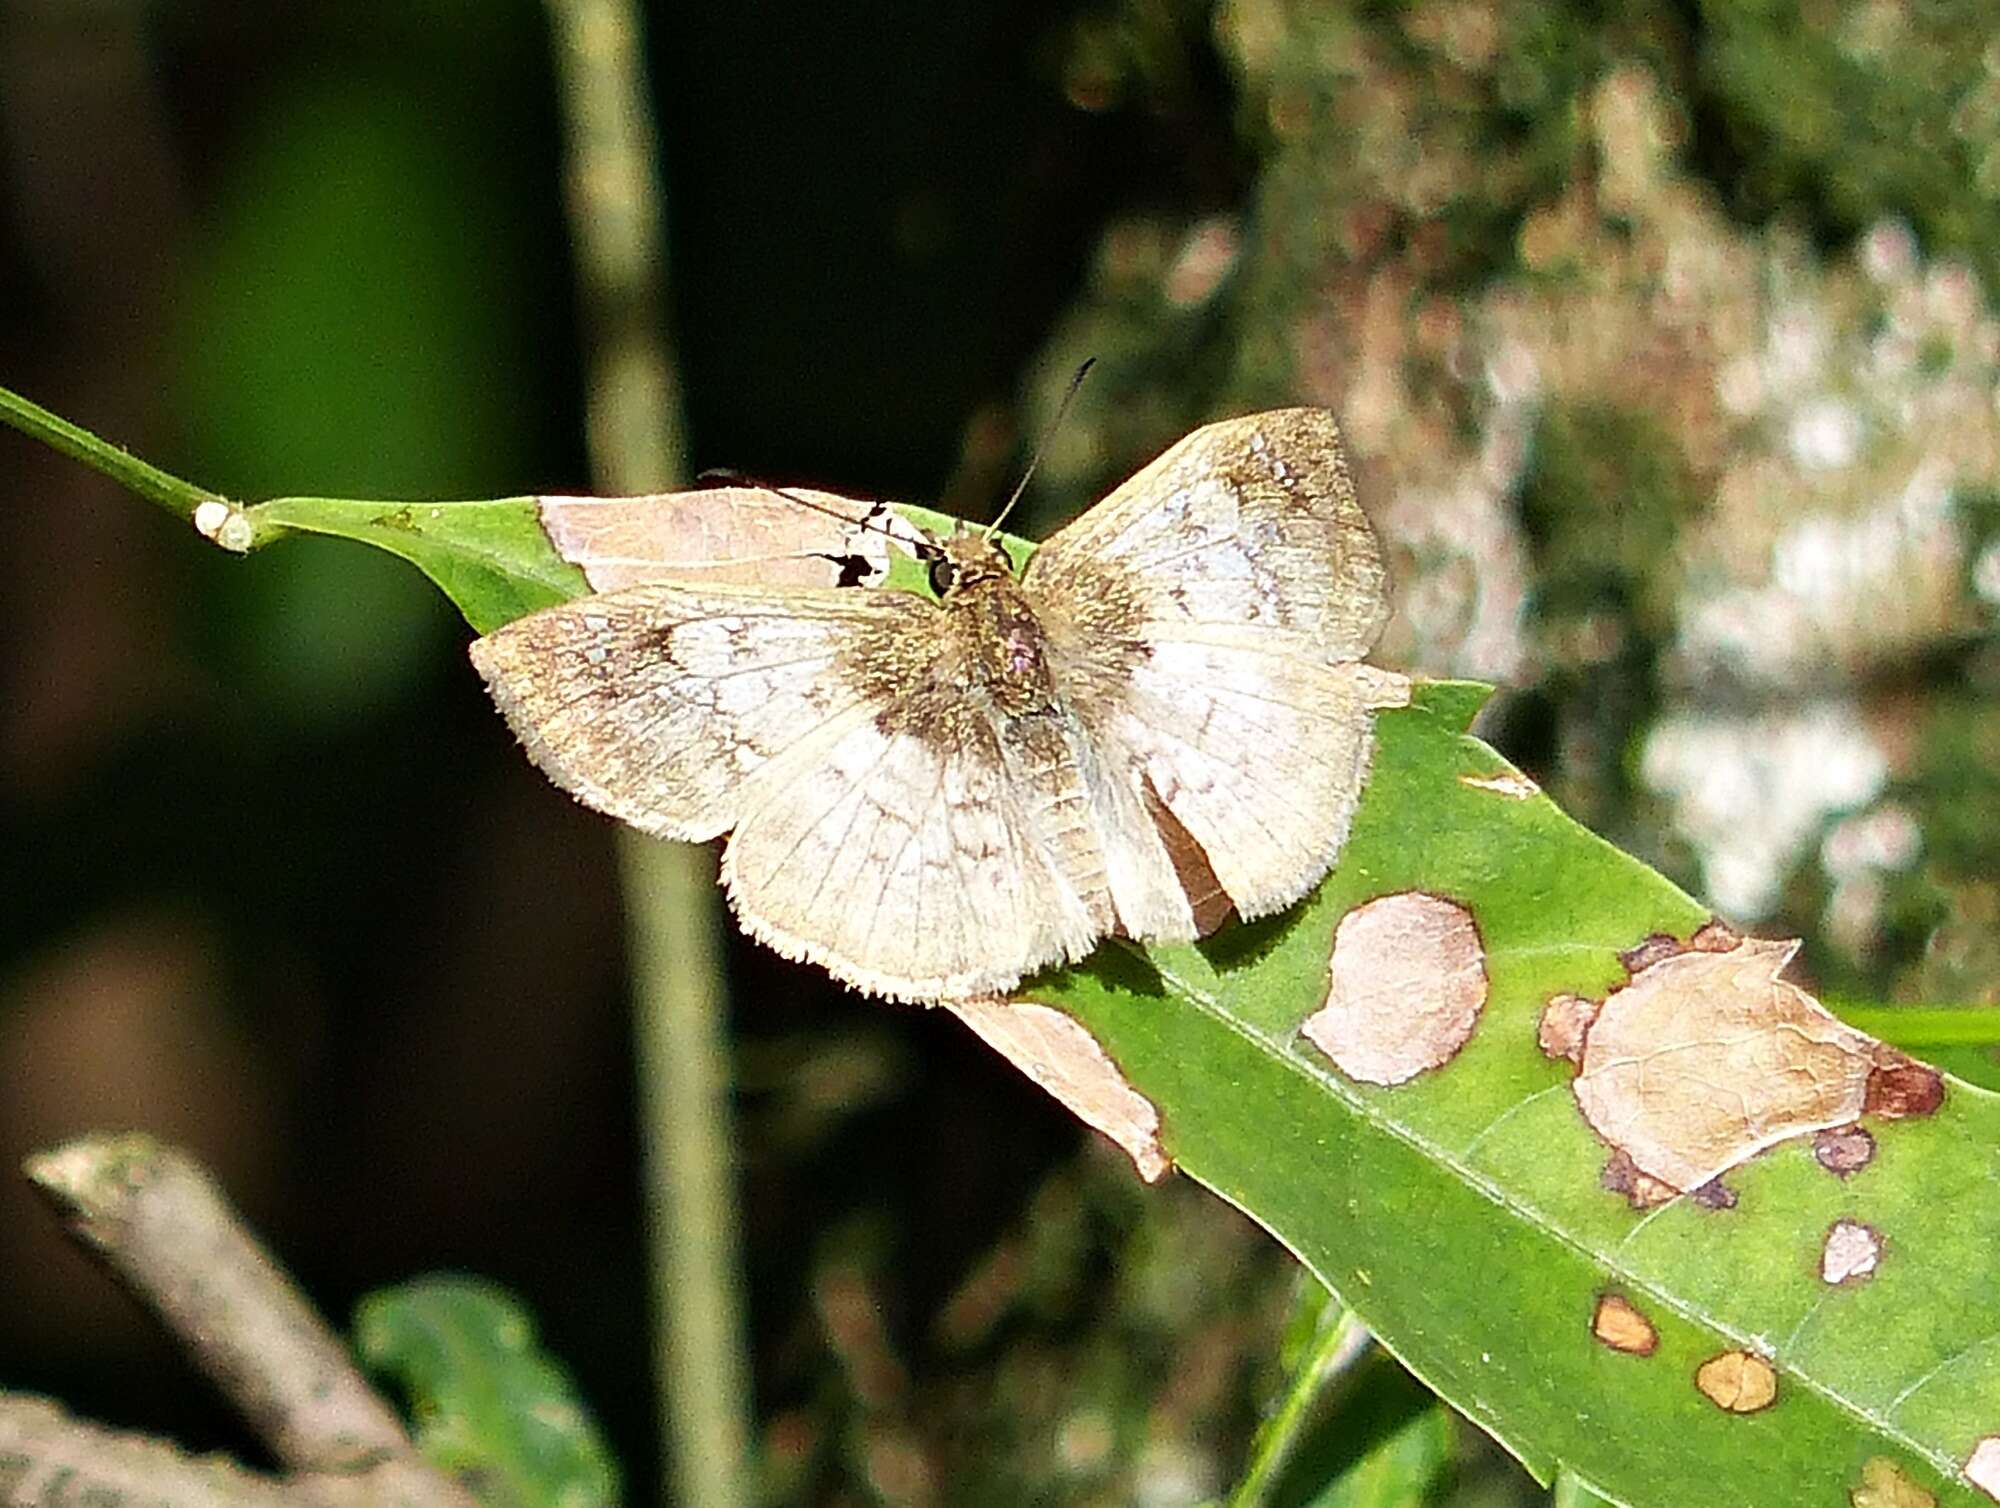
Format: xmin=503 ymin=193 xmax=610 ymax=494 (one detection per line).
xmin=1285 ymin=1369 xmax=1451 ymax=1508
xmin=1236 ymin=1284 xmax=1453 ymax=1507
xmin=249 ymin=495 xmax=587 ymax=634
xmin=1030 ymin=684 xmax=1997 ymax=1507
xmin=1551 ymin=1473 xmax=1621 ymax=1508
xmin=354 ymin=1275 xmax=618 ymax=1508
xmin=217 ymin=475 xmax=1995 ymax=1502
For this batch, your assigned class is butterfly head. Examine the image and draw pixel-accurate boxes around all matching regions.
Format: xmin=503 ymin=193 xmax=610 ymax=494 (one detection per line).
xmin=926 ymin=530 xmax=1015 ymax=598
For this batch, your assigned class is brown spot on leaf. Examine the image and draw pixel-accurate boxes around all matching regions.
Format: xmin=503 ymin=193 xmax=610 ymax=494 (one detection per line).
xmin=1538 ymin=993 xmax=1598 ymax=1063
xmin=1591 ymin=1293 xmax=1658 ymax=1355
xmin=1815 ymin=1125 xmax=1878 ymax=1177
xmin=1619 ymin=920 xmax=1743 ymax=976
xmin=1865 ymin=1058 xmax=1945 ymax=1120
xmin=1695 ymin=1350 xmax=1778 ymax=1413
xmin=1600 ymin=1150 xmax=1678 ymax=1209
xmin=950 ymin=1000 xmax=1170 ymax=1182
xmin=1690 ymin=1179 xmax=1738 ymax=1211
xmin=1302 ymin=892 xmax=1487 ymax=1086
xmin=1851 ymin=1456 xmax=1936 ymax=1508
xmin=1570 ymin=936 xmax=1917 ymax=1194
xmin=1967 ymin=1437 xmax=2000 ymax=1502
xmin=1617 ymin=933 xmax=1684 ymax=976
xmin=1821 ymin=1219 xmax=1883 ymax=1285
xmin=1459 ymin=770 xmax=1540 ymax=799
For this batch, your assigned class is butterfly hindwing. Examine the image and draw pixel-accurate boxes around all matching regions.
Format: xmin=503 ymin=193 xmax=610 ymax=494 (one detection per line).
xmin=473 ymin=575 xmax=1110 ymax=1001
xmin=1027 ymin=409 xmax=1405 ymax=928
xmin=722 ymin=709 xmax=1103 ymax=1001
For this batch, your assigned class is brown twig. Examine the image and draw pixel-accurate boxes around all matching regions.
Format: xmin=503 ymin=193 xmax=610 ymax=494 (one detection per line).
xmin=0 ymin=1395 xmax=306 ymax=1508
xmin=11 ymin=1133 xmax=474 ymax=1508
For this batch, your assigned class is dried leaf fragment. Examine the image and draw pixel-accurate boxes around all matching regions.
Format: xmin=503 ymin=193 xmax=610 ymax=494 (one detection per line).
xmin=951 ymin=1000 xmax=1170 ymax=1181
xmin=539 ymin=486 xmax=924 ymax=592
xmin=1821 ymin=1219 xmax=1883 ymax=1285
xmin=1851 ymin=1456 xmax=1937 ymax=1508
xmin=1538 ymin=993 xmax=1599 ymax=1063
xmin=1694 ymin=1350 xmax=1778 ymax=1414
xmin=1966 ymin=1437 xmax=2000 ymax=1501
xmin=1590 ymin=1293 xmax=1658 ymax=1356
xmin=1302 ymin=892 xmax=1487 ymax=1086
xmin=1459 ymin=769 xmax=1539 ymax=798
xmin=1569 ymin=936 xmax=1939 ymax=1193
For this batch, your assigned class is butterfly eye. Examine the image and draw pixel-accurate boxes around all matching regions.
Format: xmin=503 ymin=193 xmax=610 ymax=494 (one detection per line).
xmin=927 ymin=555 xmax=957 ymax=596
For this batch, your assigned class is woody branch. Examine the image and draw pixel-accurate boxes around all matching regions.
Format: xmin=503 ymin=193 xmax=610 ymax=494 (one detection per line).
xmin=0 ymin=1134 xmax=471 ymax=1508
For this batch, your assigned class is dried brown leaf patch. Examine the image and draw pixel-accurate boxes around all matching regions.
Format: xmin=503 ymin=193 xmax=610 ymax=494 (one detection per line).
xmin=1303 ymin=891 xmax=1487 ymax=1085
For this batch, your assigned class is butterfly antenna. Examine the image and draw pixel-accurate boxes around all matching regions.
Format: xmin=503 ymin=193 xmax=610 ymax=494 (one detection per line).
xmin=985 ymin=357 xmax=1096 ymax=541
xmin=697 ymin=467 xmax=912 ymax=547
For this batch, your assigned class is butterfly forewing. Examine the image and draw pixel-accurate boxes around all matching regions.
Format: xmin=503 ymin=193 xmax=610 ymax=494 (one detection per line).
xmin=470 ymin=581 xmax=928 ymax=841
xmin=1026 ymin=408 xmax=1388 ymax=656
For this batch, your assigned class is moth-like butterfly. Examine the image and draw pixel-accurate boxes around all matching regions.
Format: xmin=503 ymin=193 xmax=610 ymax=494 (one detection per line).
xmin=471 ymin=409 xmax=1406 ymax=1001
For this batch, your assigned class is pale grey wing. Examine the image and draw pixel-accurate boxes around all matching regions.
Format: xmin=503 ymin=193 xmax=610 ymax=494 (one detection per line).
xmin=1027 ymin=408 xmax=1404 ymax=930
xmin=720 ymin=710 xmax=1103 ymax=1003
xmin=468 ymin=580 xmax=932 ymax=842
xmin=1025 ymin=407 xmax=1388 ymax=660
xmin=1058 ymin=636 xmax=1408 ymax=925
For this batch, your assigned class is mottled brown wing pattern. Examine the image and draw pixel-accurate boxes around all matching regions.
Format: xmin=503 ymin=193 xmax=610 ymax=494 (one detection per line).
xmin=1027 ymin=408 xmax=1405 ymax=928
xmin=1028 ymin=408 xmax=1388 ymax=656
xmin=470 ymin=577 xmax=1108 ymax=1000
xmin=721 ymin=709 xmax=1103 ymax=1001
xmin=469 ymin=581 xmax=930 ymax=841
xmin=473 ymin=406 xmax=1402 ymax=1001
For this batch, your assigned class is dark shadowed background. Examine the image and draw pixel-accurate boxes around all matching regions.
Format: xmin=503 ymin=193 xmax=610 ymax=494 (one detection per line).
xmin=2 ymin=2 xmax=1996 ymax=1503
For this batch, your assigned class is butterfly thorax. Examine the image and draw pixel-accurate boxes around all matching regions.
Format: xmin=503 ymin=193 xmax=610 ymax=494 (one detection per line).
xmin=937 ymin=536 xmax=1056 ymax=721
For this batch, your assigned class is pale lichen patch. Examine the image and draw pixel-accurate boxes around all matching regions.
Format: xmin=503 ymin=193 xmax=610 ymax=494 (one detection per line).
xmin=1850 ymin=1456 xmax=1937 ymax=1508
xmin=1821 ymin=1218 xmax=1883 ymax=1285
xmin=1568 ymin=935 xmax=1930 ymax=1194
xmin=1348 ymin=663 xmax=1414 ymax=710
xmin=1694 ymin=1350 xmax=1778 ymax=1413
xmin=1302 ymin=892 xmax=1487 ymax=1086
xmin=1459 ymin=769 xmax=1540 ymax=799
xmin=950 ymin=999 xmax=1170 ymax=1182
xmin=1815 ymin=1125 xmax=1878 ymax=1178
xmin=1590 ymin=1293 xmax=1658 ymax=1355
xmin=1965 ymin=1436 xmax=2000 ymax=1501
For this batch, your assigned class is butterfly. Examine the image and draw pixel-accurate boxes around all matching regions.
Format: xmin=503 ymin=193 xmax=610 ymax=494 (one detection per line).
xmin=470 ymin=408 xmax=1407 ymax=1002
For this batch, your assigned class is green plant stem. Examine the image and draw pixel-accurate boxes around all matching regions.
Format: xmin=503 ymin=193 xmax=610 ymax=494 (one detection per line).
xmin=0 ymin=382 xmax=217 ymax=520
xmin=1227 ymin=1300 xmax=1369 ymax=1507
xmin=617 ymin=840 xmax=750 ymax=1507
xmin=541 ymin=4 xmax=754 ymax=1507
